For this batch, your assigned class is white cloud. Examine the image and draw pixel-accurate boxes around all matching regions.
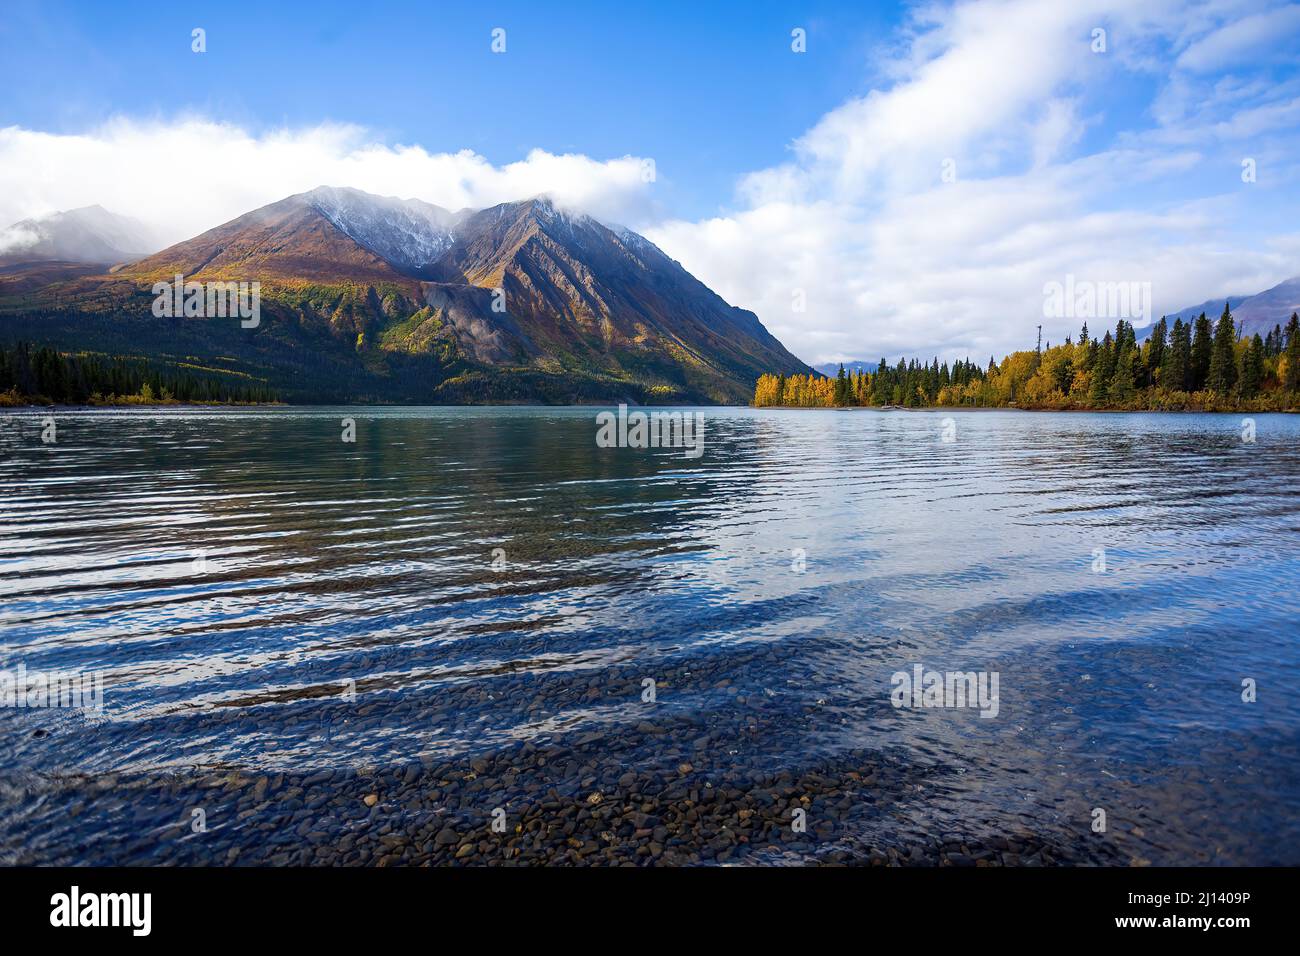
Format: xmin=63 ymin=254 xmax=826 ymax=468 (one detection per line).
xmin=1176 ymin=3 xmax=1300 ymax=72
xmin=0 ymin=117 xmax=657 ymax=248
xmin=0 ymin=224 xmax=40 ymax=255
xmin=645 ymin=0 xmax=1300 ymax=365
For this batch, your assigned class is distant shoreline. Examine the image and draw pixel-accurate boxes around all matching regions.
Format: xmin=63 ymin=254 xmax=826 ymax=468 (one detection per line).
xmin=0 ymin=400 xmax=282 ymax=411
xmin=2 ymin=400 xmax=1296 ymax=414
xmin=751 ymin=403 xmax=1297 ymax=413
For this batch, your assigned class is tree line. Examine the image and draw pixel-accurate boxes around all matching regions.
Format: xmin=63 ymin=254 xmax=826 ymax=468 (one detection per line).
xmin=0 ymin=342 xmax=278 ymax=406
xmin=755 ymin=306 xmax=1300 ymax=411
xmin=755 ymin=357 xmax=988 ymax=408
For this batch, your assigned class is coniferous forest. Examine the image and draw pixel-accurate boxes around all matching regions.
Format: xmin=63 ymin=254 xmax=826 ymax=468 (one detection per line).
xmin=0 ymin=342 xmax=278 ymax=406
xmin=755 ymin=307 xmax=1300 ymax=412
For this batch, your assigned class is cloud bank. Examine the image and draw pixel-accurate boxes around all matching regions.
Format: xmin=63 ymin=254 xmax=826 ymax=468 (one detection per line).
xmin=645 ymin=0 xmax=1300 ymax=364
xmin=0 ymin=117 xmax=657 ymax=249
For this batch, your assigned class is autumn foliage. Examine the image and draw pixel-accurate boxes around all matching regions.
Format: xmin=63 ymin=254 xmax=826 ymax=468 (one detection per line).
xmin=756 ymin=310 xmax=1300 ymax=412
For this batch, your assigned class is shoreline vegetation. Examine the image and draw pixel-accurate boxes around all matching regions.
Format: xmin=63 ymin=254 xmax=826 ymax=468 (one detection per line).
xmin=0 ymin=341 xmax=278 ymax=407
xmin=755 ymin=308 xmax=1300 ymax=412
xmin=5 ymin=307 xmax=1299 ymax=414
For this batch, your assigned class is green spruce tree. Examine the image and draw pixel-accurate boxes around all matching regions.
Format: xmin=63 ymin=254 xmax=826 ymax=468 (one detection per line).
xmin=1190 ymin=312 xmax=1212 ymax=390
xmin=1145 ymin=317 xmax=1167 ymax=386
xmin=1285 ymin=313 xmax=1300 ymax=392
xmin=1089 ymin=332 xmax=1115 ymax=403
xmin=1108 ymin=344 xmax=1135 ymax=404
xmin=1207 ymin=302 xmax=1237 ymax=392
xmin=1238 ymin=334 xmax=1264 ymax=399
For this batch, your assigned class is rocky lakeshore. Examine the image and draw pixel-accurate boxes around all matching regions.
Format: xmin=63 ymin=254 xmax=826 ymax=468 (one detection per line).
xmin=2 ymin=714 xmax=1131 ymax=867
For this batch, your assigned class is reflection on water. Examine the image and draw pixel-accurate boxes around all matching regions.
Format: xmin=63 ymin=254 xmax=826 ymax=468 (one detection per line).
xmin=1 ymin=406 xmax=1298 ymax=864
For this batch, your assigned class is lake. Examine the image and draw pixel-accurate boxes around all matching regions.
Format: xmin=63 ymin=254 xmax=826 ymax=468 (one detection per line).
xmin=1 ymin=406 xmax=1297 ymax=865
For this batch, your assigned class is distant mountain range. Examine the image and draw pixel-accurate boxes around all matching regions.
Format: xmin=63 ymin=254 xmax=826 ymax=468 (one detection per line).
xmin=813 ymin=360 xmax=878 ymax=377
xmin=1213 ymin=276 xmax=1300 ymax=336
xmin=1140 ymin=276 xmax=1300 ymax=340
xmin=0 ymin=188 xmax=810 ymax=404
xmin=0 ymin=205 xmax=157 ymax=265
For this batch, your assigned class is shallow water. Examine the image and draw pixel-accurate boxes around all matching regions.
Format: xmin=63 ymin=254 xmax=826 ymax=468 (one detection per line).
xmin=1 ymin=406 xmax=1298 ymax=864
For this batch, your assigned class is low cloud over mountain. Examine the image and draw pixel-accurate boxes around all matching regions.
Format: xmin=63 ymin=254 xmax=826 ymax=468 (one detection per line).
xmin=2 ymin=187 xmax=809 ymax=404
xmin=0 ymin=205 xmax=158 ymax=264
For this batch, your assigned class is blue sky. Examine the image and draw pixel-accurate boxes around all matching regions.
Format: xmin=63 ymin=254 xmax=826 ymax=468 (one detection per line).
xmin=0 ymin=0 xmax=900 ymax=219
xmin=2 ymin=0 xmax=1299 ymax=364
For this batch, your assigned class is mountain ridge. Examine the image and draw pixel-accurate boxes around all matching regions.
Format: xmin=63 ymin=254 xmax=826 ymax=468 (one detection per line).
xmin=1138 ymin=275 xmax=1300 ymax=340
xmin=0 ymin=187 xmax=811 ymax=404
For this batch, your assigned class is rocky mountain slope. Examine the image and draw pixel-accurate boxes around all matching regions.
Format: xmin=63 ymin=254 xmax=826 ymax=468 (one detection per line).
xmin=0 ymin=187 xmax=811 ymax=404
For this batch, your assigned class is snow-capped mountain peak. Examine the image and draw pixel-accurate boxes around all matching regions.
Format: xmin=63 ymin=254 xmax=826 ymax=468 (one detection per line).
xmin=305 ymin=186 xmax=460 ymax=273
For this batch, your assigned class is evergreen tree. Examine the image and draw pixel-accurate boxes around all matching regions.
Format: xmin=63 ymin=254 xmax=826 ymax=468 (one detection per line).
xmin=1207 ymin=302 xmax=1237 ymax=392
xmin=1239 ymin=334 xmax=1265 ymax=399
xmin=1285 ymin=313 xmax=1300 ymax=392
xmin=1114 ymin=319 xmax=1136 ymax=354
xmin=1089 ymin=332 xmax=1115 ymax=403
xmin=1265 ymin=324 xmax=1283 ymax=356
xmin=1108 ymin=345 xmax=1136 ymax=403
xmin=1146 ymin=316 xmax=1167 ymax=384
xmin=1162 ymin=317 xmax=1191 ymax=391
xmin=1051 ymin=353 xmax=1075 ymax=393
xmin=1190 ymin=312 xmax=1212 ymax=389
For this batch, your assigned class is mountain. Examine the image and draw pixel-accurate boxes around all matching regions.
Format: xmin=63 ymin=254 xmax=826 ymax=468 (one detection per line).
xmin=1229 ymin=276 xmax=1300 ymax=336
xmin=1160 ymin=295 xmax=1251 ymax=328
xmin=119 ymin=189 xmax=420 ymax=285
xmin=1139 ymin=276 xmax=1300 ymax=340
xmin=0 ymin=205 xmax=157 ymax=265
xmin=1137 ymin=295 xmax=1250 ymax=340
xmin=307 ymin=186 xmax=464 ymax=274
xmin=0 ymin=188 xmax=810 ymax=404
xmin=814 ymin=360 xmax=877 ymax=377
